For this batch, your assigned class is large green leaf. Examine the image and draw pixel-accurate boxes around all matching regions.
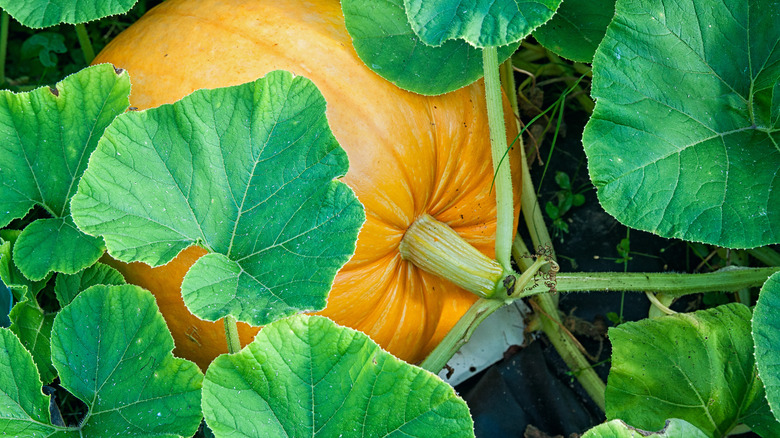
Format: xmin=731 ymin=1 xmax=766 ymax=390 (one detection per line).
xmin=582 ymin=419 xmax=708 ymax=438
xmin=0 ymin=64 xmax=130 ymax=280
xmin=203 ymin=315 xmax=474 ymax=437
xmin=754 ymin=272 xmax=780 ymax=422
xmin=0 ymin=0 xmax=137 ymax=28
xmin=51 ymin=284 xmax=203 ymax=436
xmin=0 ymin=328 xmax=60 ymax=437
xmin=606 ymin=304 xmax=780 ymax=437
xmin=342 ymin=0 xmax=519 ymax=95
xmin=403 ymin=0 xmax=560 ymax=47
xmin=71 ymin=70 xmax=365 ymax=327
xmin=532 ymin=0 xmax=616 ymax=62
xmin=583 ymin=0 xmax=780 ymax=248
xmin=9 ymin=299 xmax=56 ymax=384
xmin=53 ymin=262 xmax=125 ymax=307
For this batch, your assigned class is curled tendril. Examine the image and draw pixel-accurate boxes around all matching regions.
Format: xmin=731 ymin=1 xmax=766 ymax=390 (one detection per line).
xmin=514 ymin=244 xmax=560 ymax=295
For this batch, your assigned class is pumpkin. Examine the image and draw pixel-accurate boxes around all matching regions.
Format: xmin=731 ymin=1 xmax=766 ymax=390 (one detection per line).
xmin=94 ymin=0 xmax=522 ymax=369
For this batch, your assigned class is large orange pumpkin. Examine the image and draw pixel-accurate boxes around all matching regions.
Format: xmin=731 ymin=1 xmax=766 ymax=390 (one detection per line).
xmin=95 ymin=0 xmax=521 ymax=369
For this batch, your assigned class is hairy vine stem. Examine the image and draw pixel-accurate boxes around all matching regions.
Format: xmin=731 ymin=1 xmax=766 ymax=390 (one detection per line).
xmin=482 ymin=47 xmax=514 ymax=273
xmin=501 ymin=56 xmax=607 ymax=409
xmin=224 ymin=315 xmax=241 ymax=354
xmin=75 ymin=23 xmax=95 ymax=64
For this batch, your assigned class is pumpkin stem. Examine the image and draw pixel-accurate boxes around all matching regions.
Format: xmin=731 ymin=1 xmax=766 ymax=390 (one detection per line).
xmin=419 ymin=256 xmax=551 ymax=374
xmin=399 ymin=214 xmax=504 ymax=298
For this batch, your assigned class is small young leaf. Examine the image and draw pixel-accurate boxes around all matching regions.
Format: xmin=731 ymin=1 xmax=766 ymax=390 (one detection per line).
xmin=583 ymin=0 xmax=780 ymax=248
xmin=545 ymin=202 xmax=559 ymax=219
xmin=606 ymin=303 xmax=780 ymax=436
xmin=557 ymin=192 xmax=573 ymax=215
xmin=53 ymin=262 xmax=125 ymax=308
xmin=0 ymin=64 xmax=131 ymax=280
xmin=72 ymin=70 xmax=365 ymax=327
xmin=20 ymin=33 xmax=67 ymax=68
xmin=203 ymin=315 xmax=474 ymax=437
xmin=404 ymin=0 xmax=561 ymax=48
xmin=754 ymin=272 xmax=780 ymax=421
xmin=51 ymin=284 xmax=203 ymax=436
xmin=532 ymin=0 xmax=617 ymax=62
xmin=342 ymin=0 xmax=518 ymax=95
xmin=13 ymin=217 xmax=104 ymax=281
xmin=0 ymin=328 xmax=59 ymax=436
xmin=9 ymin=299 xmax=56 ymax=384
xmin=582 ymin=418 xmax=708 ymax=438
xmin=572 ymin=193 xmax=586 ymax=207
xmin=554 ymin=171 xmax=571 ymax=190
xmin=0 ymin=231 xmax=50 ymax=301
xmin=0 ymin=0 xmax=138 ymax=28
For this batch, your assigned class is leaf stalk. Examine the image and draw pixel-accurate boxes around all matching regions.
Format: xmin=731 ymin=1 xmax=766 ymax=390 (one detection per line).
xmin=224 ymin=315 xmax=241 ymax=354
xmin=519 ymin=267 xmax=780 ymax=297
xmin=74 ymin=24 xmax=95 ymax=64
xmin=482 ymin=46 xmax=514 ymax=272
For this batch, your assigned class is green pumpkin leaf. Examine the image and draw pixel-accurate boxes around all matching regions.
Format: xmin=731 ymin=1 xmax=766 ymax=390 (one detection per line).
xmin=20 ymin=32 xmax=67 ymax=68
xmin=0 ymin=230 xmax=49 ymax=301
xmin=0 ymin=64 xmax=131 ymax=280
xmin=606 ymin=304 xmax=780 ymax=437
xmin=0 ymin=0 xmax=137 ymax=28
xmin=51 ymin=284 xmax=203 ymax=436
xmin=532 ymin=0 xmax=616 ymax=62
xmin=13 ymin=217 xmax=105 ymax=281
xmin=9 ymin=299 xmax=56 ymax=384
xmin=583 ymin=0 xmax=780 ymax=248
xmin=341 ymin=0 xmax=518 ymax=95
xmin=203 ymin=315 xmax=474 ymax=437
xmin=53 ymin=262 xmax=125 ymax=308
xmin=72 ymin=70 xmax=365 ymax=327
xmin=754 ymin=272 xmax=780 ymax=422
xmin=0 ymin=328 xmax=60 ymax=436
xmin=403 ymin=0 xmax=561 ymax=48
xmin=582 ymin=419 xmax=708 ymax=438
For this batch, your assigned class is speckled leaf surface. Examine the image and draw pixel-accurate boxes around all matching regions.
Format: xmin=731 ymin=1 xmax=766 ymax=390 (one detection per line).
xmin=0 ymin=64 xmax=130 ymax=280
xmin=754 ymin=272 xmax=780 ymax=422
xmin=9 ymin=299 xmax=56 ymax=384
xmin=606 ymin=304 xmax=780 ymax=437
xmin=342 ymin=0 xmax=518 ymax=95
xmin=0 ymin=328 xmax=60 ymax=437
xmin=72 ymin=70 xmax=364 ymax=327
xmin=0 ymin=230 xmax=49 ymax=302
xmin=53 ymin=261 xmax=125 ymax=307
xmin=582 ymin=419 xmax=708 ymax=438
xmin=532 ymin=0 xmax=616 ymax=62
xmin=0 ymin=0 xmax=137 ymax=28
xmin=404 ymin=0 xmax=560 ymax=47
xmin=583 ymin=0 xmax=780 ymax=248
xmin=203 ymin=315 xmax=474 ymax=437
xmin=51 ymin=285 xmax=203 ymax=436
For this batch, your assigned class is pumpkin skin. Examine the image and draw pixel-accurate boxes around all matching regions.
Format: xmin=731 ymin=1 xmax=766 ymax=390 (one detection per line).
xmin=94 ymin=0 xmax=522 ymax=369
